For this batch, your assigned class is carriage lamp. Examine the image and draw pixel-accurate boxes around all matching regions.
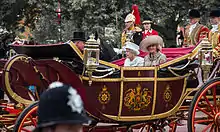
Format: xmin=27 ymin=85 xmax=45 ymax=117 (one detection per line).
xmin=83 ymin=34 xmax=100 ymax=86
xmin=199 ymin=37 xmax=213 ymax=82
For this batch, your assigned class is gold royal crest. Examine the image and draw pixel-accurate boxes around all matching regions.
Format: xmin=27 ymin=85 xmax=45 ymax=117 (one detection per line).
xmin=124 ymin=84 xmax=152 ymax=111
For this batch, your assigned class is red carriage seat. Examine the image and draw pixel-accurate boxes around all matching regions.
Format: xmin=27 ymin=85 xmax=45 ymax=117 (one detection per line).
xmin=112 ymin=47 xmax=195 ymax=66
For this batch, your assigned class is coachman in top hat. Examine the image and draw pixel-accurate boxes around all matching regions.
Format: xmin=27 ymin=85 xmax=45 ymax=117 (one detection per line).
xmin=72 ymin=31 xmax=86 ymax=52
xmin=183 ymin=9 xmax=209 ymax=47
xmin=208 ymin=9 xmax=220 ymax=57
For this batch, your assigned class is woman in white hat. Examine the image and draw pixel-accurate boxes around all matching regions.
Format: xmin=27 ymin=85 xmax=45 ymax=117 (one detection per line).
xmin=124 ymin=42 xmax=144 ymax=67
xmin=140 ymin=35 xmax=167 ymax=66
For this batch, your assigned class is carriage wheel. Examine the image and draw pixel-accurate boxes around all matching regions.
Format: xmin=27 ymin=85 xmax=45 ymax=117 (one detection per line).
xmin=188 ymin=77 xmax=220 ymax=132
xmin=13 ymin=101 xmax=38 ymax=132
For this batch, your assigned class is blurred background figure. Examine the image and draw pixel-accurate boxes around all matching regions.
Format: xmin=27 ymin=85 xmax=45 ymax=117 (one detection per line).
xmin=176 ymin=25 xmax=184 ymax=47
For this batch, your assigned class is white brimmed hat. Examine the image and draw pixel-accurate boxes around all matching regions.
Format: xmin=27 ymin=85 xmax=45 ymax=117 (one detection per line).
xmin=125 ymin=13 xmax=135 ymax=23
xmin=125 ymin=42 xmax=140 ymax=55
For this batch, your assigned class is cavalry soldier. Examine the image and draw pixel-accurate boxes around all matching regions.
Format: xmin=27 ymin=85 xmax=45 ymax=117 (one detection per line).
xmin=142 ymin=16 xmax=158 ymax=39
xmin=183 ymin=9 xmax=209 ymax=47
xmin=121 ymin=13 xmax=142 ymax=47
xmin=208 ymin=9 xmax=220 ymax=57
xmin=120 ymin=5 xmax=142 ymax=58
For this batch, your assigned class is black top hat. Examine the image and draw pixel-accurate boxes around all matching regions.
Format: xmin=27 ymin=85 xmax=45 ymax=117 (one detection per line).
xmin=189 ymin=9 xmax=200 ymax=18
xmin=142 ymin=16 xmax=153 ymax=24
xmin=210 ymin=9 xmax=220 ymax=17
xmin=33 ymin=82 xmax=90 ymax=132
xmin=72 ymin=31 xmax=86 ymax=42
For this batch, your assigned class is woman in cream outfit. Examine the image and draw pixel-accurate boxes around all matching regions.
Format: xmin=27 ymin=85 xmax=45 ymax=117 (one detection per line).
xmin=140 ymin=35 xmax=167 ymax=66
xmin=124 ymin=42 xmax=144 ymax=67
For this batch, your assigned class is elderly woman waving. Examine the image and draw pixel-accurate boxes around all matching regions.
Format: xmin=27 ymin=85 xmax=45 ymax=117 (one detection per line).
xmin=140 ymin=35 xmax=167 ymax=66
xmin=124 ymin=42 xmax=144 ymax=67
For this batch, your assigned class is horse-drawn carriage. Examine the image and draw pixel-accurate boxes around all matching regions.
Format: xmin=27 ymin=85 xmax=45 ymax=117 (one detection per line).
xmin=0 ymin=36 xmax=218 ymax=132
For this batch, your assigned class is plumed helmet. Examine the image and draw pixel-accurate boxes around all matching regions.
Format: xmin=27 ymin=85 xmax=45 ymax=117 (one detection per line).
xmin=189 ymin=9 xmax=200 ymax=18
xmin=125 ymin=13 xmax=136 ymax=23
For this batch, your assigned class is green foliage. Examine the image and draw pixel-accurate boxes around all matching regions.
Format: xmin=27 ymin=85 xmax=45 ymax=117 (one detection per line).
xmin=1 ymin=0 xmax=220 ymax=46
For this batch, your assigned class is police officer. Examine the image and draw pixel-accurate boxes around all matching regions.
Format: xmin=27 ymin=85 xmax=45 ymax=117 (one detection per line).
xmin=33 ymin=82 xmax=90 ymax=132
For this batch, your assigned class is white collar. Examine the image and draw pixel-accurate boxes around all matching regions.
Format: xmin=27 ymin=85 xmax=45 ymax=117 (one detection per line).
xmin=190 ymin=22 xmax=198 ymax=29
xmin=211 ymin=24 xmax=219 ymax=32
xmin=145 ymin=29 xmax=152 ymax=33
xmin=189 ymin=23 xmax=198 ymax=35
xmin=211 ymin=24 xmax=218 ymax=32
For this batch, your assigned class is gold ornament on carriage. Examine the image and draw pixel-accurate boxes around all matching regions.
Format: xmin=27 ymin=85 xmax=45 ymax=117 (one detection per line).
xmin=98 ymin=85 xmax=111 ymax=104
xmin=124 ymin=83 xmax=152 ymax=111
xmin=163 ymin=85 xmax=172 ymax=102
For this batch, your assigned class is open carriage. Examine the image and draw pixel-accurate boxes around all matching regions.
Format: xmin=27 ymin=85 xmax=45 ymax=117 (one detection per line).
xmin=0 ymin=36 xmax=218 ymax=132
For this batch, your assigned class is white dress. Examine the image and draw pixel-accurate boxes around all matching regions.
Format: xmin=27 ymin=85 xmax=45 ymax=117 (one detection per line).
xmin=124 ymin=56 xmax=144 ymax=67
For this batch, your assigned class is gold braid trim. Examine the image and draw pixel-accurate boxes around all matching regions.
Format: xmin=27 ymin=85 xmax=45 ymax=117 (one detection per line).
xmin=192 ymin=24 xmax=203 ymax=46
xmin=121 ymin=32 xmax=126 ymax=48
xmin=121 ymin=26 xmax=136 ymax=48
xmin=210 ymin=24 xmax=220 ymax=57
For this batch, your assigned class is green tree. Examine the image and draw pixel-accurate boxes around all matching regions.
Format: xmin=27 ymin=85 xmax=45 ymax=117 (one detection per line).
xmin=1 ymin=0 xmax=220 ymax=46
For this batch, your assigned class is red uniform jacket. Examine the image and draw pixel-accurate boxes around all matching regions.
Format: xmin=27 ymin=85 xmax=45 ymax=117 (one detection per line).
xmin=208 ymin=24 xmax=220 ymax=57
xmin=183 ymin=23 xmax=209 ymax=47
xmin=142 ymin=29 xmax=158 ymax=39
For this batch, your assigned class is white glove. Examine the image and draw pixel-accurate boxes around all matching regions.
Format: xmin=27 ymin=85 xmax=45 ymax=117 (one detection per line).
xmin=113 ymin=48 xmax=123 ymax=54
